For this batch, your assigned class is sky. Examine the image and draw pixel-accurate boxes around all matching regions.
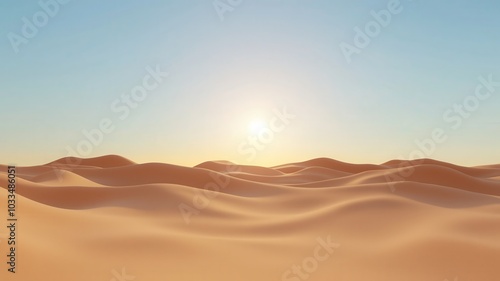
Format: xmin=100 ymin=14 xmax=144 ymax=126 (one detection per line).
xmin=1 ymin=0 xmax=499 ymax=167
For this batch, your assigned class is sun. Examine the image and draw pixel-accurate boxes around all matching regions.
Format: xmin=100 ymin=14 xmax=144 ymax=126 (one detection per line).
xmin=248 ymin=118 xmax=267 ymax=135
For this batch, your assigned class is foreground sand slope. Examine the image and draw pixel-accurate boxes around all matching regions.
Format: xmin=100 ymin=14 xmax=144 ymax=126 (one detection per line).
xmin=1 ymin=155 xmax=499 ymax=281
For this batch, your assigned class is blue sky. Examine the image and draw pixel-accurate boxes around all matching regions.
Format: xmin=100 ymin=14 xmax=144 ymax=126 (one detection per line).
xmin=1 ymin=0 xmax=499 ymax=166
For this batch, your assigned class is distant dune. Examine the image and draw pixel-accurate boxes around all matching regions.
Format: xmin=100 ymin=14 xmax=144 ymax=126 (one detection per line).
xmin=1 ymin=155 xmax=499 ymax=280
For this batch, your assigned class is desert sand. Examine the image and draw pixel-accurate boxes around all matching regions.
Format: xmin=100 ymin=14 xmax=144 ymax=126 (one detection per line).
xmin=1 ymin=155 xmax=499 ymax=280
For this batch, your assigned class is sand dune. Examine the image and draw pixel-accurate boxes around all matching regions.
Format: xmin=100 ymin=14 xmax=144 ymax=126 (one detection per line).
xmin=1 ymin=156 xmax=499 ymax=280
